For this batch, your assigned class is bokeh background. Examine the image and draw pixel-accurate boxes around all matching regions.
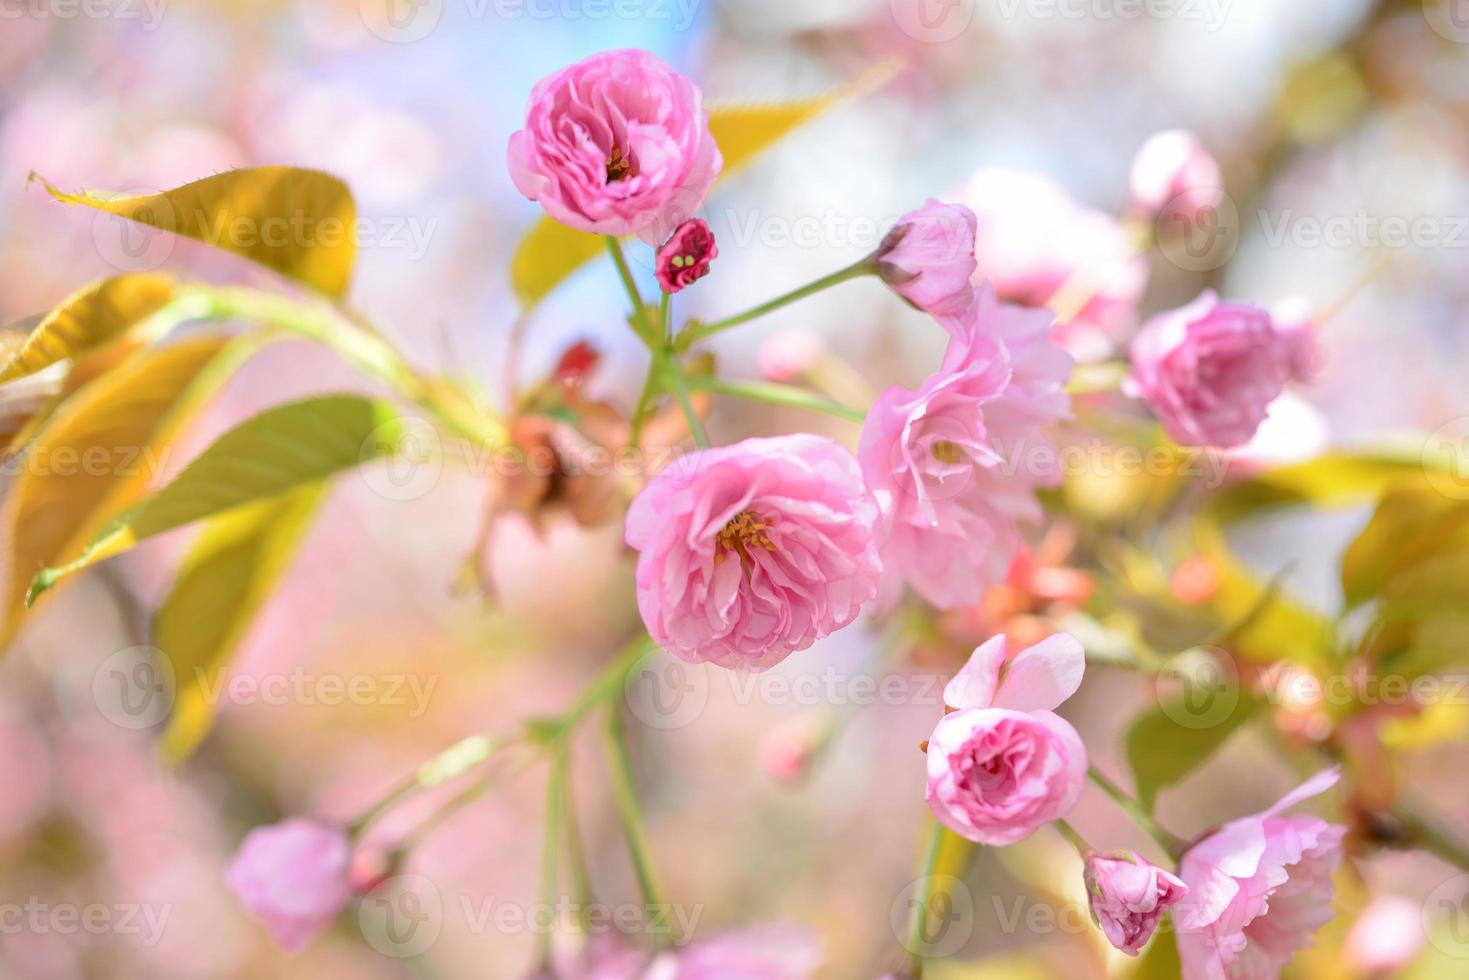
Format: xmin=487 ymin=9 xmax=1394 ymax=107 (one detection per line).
xmin=2 ymin=0 xmax=1468 ymax=977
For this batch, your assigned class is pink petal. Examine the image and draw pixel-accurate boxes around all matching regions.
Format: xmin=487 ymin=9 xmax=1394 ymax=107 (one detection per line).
xmin=992 ymin=632 xmax=1085 ymax=712
xmin=943 ymin=635 xmax=1007 ymax=710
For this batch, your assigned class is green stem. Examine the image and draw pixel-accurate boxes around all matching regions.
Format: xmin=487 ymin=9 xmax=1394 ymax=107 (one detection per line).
xmin=606 ymin=237 xmax=657 ymax=344
xmin=1053 ymin=818 xmax=1093 ymax=859
xmin=661 ymin=351 xmax=709 ymax=449
xmin=684 ymin=376 xmax=865 ymax=425
xmin=905 ymin=819 xmax=947 ymax=978
xmin=604 ymin=704 xmax=671 ymax=948
xmin=1088 ymin=767 xmax=1187 ymax=860
xmin=1397 ymin=806 xmax=1469 ymax=872
xmin=539 ymin=746 xmax=568 ymax=967
xmin=562 ymin=760 xmax=596 ymax=921
xmin=679 ymin=256 xmax=876 ymax=347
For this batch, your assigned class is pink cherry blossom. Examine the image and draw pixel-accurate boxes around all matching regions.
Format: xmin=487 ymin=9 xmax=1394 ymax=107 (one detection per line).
xmin=953 ymin=168 xmax=1148 ymax=353
xmin=1125 ymin=290 xmax=1317 ymax=448
xmin=875 ymin=199 xmax=978 ymax=315
xmin=226 ymin=818 xmax=352 ymax=951
xmin=551 ymin=924 xmax=820 ymax=979
xmin=626 ymin=435 xmax=883 ymax=671
xmin=1130 ymin=130 xmax=1224 ymax=228
xmin=1176 ymin=768 xmax=1347 ymax=980
xmin=655 ymin=218 xmax=718 ymax=293
xmin=925 ymin=634 xmax=1088 ymax=845
xmin=757 ymin=331 xmax=825 ymax=382
xmin=1343 ymin=896 xmax=1424 ymax=975
xmin=859 ymin=283 xmax=1072 ymax=610
xmin=1084 ymin=851 xmax=1189 ymax=956
xmin=509 ymin=49 xmax=723 ymax=243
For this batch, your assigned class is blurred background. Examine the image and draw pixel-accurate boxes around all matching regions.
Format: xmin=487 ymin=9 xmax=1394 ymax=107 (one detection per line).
xmin=2 ymin=0 xmax=1468 ymax=977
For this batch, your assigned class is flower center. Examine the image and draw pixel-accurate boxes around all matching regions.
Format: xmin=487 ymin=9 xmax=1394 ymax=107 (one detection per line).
xmin=931 ymin=440 xmax=964 ymax=464
xmin=606 ymin=145 xmax=634 ymax=183
xmin=715 ymin=510 xmax=776 ymax=566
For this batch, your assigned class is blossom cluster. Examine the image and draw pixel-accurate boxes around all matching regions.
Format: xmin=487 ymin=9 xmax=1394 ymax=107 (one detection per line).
xmin=220 ymin=48 xmax=1343 ymax=980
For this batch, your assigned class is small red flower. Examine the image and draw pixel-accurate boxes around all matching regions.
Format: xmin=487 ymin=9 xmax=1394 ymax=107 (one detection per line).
xmin=655 ymin=218 xmax=717 ymax=293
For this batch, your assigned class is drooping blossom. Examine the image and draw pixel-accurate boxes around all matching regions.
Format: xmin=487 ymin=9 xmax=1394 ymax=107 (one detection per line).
xmin=875 ymin=199 xmax=978 ymax=315
xmin=1084 ymin=851 xmax=1189 ymax=956
xmin=626 ymin=435 xmax=882 ymax=671
xmin=655 ymin=217 xmax=718 ymax=293
xmin=859 ymin=283 xmax=1071 ymax=610
xmin=1125 ymin=290 xmax=1318 ymax=448
xmin=509 ymin=49 xmax=723 ymax=243
xmin=1342 ymin=896 xmax=1424 ymax=976
xmin=1175 ymin=768 xmax=1347 ymax=980
xmin=925 ymin=633 xmax=1088 ymax=845
xmin=953 ymin=168 xmax=1148 ymax=354
xmin=226 ymin=818 xmax=353 ymax=951
xmin=1129 ymin=130 xmax=1223 ymax=228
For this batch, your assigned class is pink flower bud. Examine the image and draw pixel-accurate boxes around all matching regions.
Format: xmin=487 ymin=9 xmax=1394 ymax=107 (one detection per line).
xmin=1083 ymin=851 xmax=1188 ymax=956
xmin=1129 ymin=130 xmax=1223 ymax=227
xmin=876 ymin=199 xmax=978 ymax=315
xmin=655 ymin=218 xmax=718 ymax=294
xmin=1125 ymin=290 xmax=1313 ymax=448
xmin=1343 ymin=896 xmax=1424 ymax=975
xmin=226 ymin=818 xmax=352 ymax=951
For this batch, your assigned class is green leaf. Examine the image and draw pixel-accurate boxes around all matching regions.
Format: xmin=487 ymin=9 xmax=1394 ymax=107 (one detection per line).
xmin=1210 ymin=450 xmax=1448 ymax=525
xmin=1127 ymin=688 xmax=1261 ymax=811
xmin=1129 ymin=927 xmax=1181 ymax=980
xmin=156 ymin=484 xmax=324 ymax=763
xmin=0 ymin=335 xmax=256 ymax=646
xmin=509 ymin=59 xmax=900 ymax=308
xmin=32 ymin=167 xmax=357 ymax=298
xmin=28 ymin=395 xmax=410 ymax=599
xmin=0 ymin=273 xmax=175 ymax=384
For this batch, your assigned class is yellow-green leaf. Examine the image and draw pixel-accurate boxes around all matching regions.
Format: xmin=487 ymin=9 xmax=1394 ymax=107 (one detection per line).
xmin=0 ymin=335 xmax=254 ymax=646
xmin=1127 ymin=691 xmax=1261 ymax=811
xmin=156 ymin=484 xmax=324 ymax=762
xmin=1210 ymin=450 xmax=1446 ymax=525
xmin=28 ymin=395 xmax=411 ymax=597
xmin=509 ymin=58 xmax=901 ymax=308
xmin=0 ymin=273 xmax=175 ymax=384
xmin=32 ymin=167 xmax=356 ymax=298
